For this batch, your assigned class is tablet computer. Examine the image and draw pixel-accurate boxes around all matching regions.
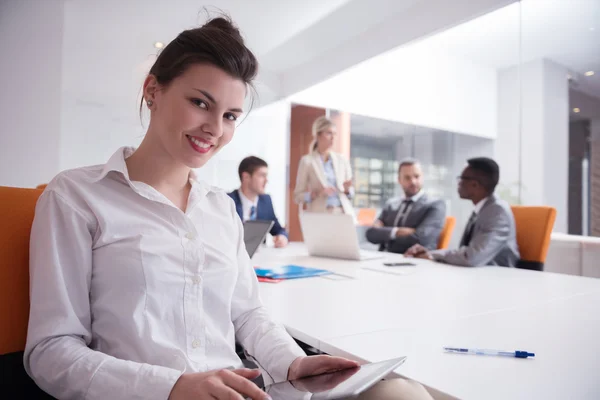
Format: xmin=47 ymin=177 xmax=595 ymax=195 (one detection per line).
xmin=243 ymin=220 xmax=274 ymax=258
xmin=263 ymin=356 xmax=406 ymax=399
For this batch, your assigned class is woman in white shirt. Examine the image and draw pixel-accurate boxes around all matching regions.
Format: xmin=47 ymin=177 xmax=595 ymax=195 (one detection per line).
xmin=24 ymin=16 xmax=356 ymax=400
xmin=293 ymin=116 xmax=355 ymax=216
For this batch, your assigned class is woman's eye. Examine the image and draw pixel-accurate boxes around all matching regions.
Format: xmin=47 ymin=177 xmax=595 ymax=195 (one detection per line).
xmin=224 ymin=113 xmax=238 ymax=122
xmin=191 ymin=98 xmax=208 ymax=109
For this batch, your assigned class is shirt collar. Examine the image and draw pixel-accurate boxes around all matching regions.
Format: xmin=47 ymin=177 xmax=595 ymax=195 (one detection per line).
xmin=473 ymin=197 xmax=489 ymax=215
xmin=238 ymin=189 xmax=258 ymax=208
xmin=92 ymin=146 xmax=213 ymax=198
xmin=405 ymin=190 xmax=425 ymax=203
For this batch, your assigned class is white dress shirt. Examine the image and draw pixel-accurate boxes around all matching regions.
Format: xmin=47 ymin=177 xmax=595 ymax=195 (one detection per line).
xmin=24 ymin=147 xmax=304 ymax=400
xmin=238 ymin=189 xmax=259 ymax=222
xmin=473 ymin=196 xmax=489 ymax=215
xmin=390 ymin=190 xmax=425 ymax=239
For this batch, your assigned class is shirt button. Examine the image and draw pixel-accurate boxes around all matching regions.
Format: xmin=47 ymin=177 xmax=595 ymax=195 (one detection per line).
xmin=192 ymin=276 xmax=201 ymax=284
xmin=185 ymin=232 xmax=196 ymax=240
xmin=192 ymin=339 xmax=201 ymax=348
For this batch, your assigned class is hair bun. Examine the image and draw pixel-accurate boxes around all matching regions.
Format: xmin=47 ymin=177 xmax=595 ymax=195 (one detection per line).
xmin=203 ymin=16 xmax=242 ymax=38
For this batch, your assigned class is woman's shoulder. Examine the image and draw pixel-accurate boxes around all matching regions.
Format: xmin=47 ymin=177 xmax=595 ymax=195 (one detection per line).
xmin=299 ymin=152 xmax=317 ymax=164
xmin=36 ymin=164 xmax=107 ymax=223
xmin=44 ymin=164 xmax=106 ymax=198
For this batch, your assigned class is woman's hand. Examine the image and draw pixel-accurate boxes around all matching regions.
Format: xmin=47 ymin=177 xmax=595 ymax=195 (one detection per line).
xmin=310 ymin=188 xmax=322 ymax=200
xmin=288 ymin=355 xmax=359 ymax=381
xmin=342 ymin=179 xmax=353 ymax=194
xmin=169 ymin=368 xmax=270 ymax=400
xmin=322 ymin=186 xmax=337 ymax=197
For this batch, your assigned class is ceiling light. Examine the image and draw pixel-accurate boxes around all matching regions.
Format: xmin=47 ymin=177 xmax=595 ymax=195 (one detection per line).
xmin=584 ymin=71 xmax=595 ymax=77
xmin=590 ymin=27 xmax=596 ymax=31
xmin=154 ymin=41 xmax=165 ymax=49
xmin=573 ymin=108 xmax=581 ymax=113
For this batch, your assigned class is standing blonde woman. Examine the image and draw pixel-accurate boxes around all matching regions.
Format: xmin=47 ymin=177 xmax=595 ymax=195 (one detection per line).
xmin=294 ymin=116 xmax=354 ymax=215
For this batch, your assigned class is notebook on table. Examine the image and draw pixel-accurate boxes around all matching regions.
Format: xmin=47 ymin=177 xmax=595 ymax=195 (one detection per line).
xmin=254 ymin=264 xmax=332 ymax=280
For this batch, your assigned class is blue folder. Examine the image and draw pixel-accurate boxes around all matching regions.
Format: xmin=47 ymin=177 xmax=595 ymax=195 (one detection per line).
xmin=254 ymin=265 xmax=332 ymax=280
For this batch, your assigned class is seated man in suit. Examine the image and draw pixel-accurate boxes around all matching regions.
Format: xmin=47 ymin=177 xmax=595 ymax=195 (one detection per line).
xmin=406 ymin=157 xmax=520 ymax=267
xmin=366 ymin=159 xmax=446 ymax=254
xmin=228 ymin=156 xmax=289 ymax=248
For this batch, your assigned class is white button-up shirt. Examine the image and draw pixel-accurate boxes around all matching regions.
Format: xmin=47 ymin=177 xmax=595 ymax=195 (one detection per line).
xmin=24 ymin=147 xmax=304 ymax=400
xmin=238 ymin=189 xmax=258 ymax=222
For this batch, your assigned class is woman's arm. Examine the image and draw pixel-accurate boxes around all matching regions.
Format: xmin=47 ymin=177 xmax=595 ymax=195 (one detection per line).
xmin=293 ymin=156 xmax=314 ymax=204
xmin=228 ymin=200 xmax=305 ymax=385
xmin=24 ymin=190 xmax=182 ymax=400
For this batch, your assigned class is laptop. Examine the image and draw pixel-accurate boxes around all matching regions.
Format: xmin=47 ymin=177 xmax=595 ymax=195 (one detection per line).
xmin=299 ymin=212 xmax=383 ymax=261
xmin=243 ymin=220 xmax=274 ymax=258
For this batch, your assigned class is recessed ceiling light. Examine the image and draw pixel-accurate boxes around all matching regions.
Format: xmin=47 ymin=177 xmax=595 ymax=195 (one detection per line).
xmin=573 ymin=108 xmax=581 ymax=113
xmin=154 ymin=41 xmax=165 ymax=49
xmin=590 ymin=27 xmax=596 ymax=31
xmin=584 ymin=71 xmax=595 ymax=77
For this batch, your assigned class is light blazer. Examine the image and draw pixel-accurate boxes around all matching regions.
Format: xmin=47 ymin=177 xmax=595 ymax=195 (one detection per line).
xmin=431 ymin=194 xmax=520 ymax=267
xmin=366 ymin=194 xmax=446 ymax=254
xmin=293 ymin=151 xmax=354 ymax=216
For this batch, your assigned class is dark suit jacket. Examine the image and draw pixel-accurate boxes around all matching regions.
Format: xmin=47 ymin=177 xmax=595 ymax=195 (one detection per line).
xmin=227 ymin=190 xmax=288 ymax=238
xmin=431 ymin=194 xmax=519 ymax=267
xmin=366 ymin=194 xmax=446 ymax=254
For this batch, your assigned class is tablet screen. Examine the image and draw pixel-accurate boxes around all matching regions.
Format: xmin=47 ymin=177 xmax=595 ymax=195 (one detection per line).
xmin=263 ymin=357 xmax=406 ymax=400
xmin=243 ymin=220 xmax=274 ymax=258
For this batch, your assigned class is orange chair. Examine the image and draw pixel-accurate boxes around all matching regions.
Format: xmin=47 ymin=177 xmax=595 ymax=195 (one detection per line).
xmin=437 ymin=216 xmax=456 ymax=250
xmin=357 ymin=208 xmax=378 ymax=226
xmin=511 ymin=206 xmax=556 ymax=271
xmin=35 ymin=184 xmax=47 ymax=190
xmin=0 ymin=187 xmax=50 ymax=397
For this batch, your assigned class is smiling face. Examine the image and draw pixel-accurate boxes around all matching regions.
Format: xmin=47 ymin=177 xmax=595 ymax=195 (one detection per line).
xmin=143 ymin=63 xmax=247 ymax=169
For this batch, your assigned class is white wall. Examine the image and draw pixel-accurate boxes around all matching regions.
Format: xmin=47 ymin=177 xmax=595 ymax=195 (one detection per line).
xmin=0 ymin=0 xmax=64 ymax=188
xmin=496 ymin=59 xmax=569 ymax=232
xmin=290 ymin=45 xmax=498 ymax=139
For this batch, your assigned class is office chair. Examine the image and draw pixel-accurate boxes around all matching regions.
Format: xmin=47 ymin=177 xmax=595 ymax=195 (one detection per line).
xmin=0 ymin=186 xmax=53 ymax=398
xmin=357 ymin=208 xmax=378 ymax=226
xmin=437 ymin=216 xmax=456 ymax=250
xmin=511 ymin=205 xmax=557 ymax=271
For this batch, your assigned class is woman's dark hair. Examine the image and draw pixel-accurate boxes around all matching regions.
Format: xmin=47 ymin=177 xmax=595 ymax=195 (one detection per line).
xmin=140 ymin=15 xmax=258 ymax=114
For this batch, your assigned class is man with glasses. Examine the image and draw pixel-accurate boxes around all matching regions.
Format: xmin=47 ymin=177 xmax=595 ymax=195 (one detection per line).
xmin=405 ymin=157 xmax=519 ymax=267
xmin=366 ymin=159 xmax=446 ymax=254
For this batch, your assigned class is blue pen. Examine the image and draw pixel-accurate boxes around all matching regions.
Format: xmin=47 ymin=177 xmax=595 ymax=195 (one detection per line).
xmin=443 ymin=347 xmax=535 ymax=359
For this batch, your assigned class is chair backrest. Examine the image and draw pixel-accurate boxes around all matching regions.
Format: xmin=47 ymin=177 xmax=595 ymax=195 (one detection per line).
xmin=356 ymin=208 xmax=378 ymax=226
xmin=437 ymin=216 xmax=456 ymax=250
xmin=35 ymin=184 xmax=47 ymax=190
xmin=0 ymin=187 xmax=53 ymax=398
xmin=0 ymin=186 xmax=43 ymax=355
xmin=511 ymin=205 xmax=556 ymax=271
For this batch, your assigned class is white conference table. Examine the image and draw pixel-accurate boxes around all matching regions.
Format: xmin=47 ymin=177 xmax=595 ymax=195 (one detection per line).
xmin=253 ymin=243 xmax=600 ymax=400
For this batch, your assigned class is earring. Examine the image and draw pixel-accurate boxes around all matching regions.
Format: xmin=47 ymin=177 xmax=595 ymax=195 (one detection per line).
xmin=147 ymin=100 xmax=153 ymax=107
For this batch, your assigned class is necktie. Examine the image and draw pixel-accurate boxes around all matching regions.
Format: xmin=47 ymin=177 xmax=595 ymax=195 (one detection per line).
xmin=393 ymin=199 xmax=414 ymax=227
xmin=249 ymin=205 xmax=257 ymax=221
xmin=460 ymin=212 xmax=477 ymax=247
